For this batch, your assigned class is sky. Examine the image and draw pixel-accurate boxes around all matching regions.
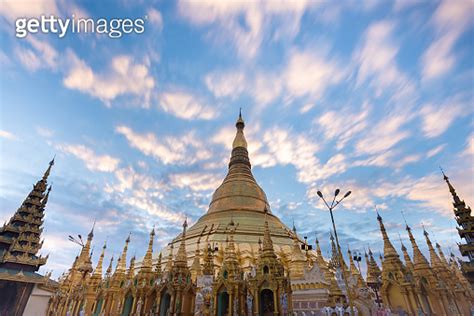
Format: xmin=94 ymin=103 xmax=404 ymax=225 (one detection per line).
xmin=0 ymin=0 xmax=473 ymax=278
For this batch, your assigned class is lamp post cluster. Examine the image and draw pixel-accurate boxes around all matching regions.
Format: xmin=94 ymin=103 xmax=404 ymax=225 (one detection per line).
xmin=353 ymin=251 xmax=362 ymax=272
xmin=316 ymin=188 xmax=355 ymax=316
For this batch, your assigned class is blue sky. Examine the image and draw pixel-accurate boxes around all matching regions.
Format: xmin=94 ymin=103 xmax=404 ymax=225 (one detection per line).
xmin=0 ymin=0 xmax=473 ymax=277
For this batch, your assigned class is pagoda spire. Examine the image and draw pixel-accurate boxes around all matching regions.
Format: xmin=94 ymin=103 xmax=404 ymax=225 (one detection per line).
xmin=127 ymin=255 xmax=136 ymax=279
xmin=93 ymin=242 xmax=106 ymax=278
xmin=315 ymin=237 xmax=322 ymax=257
xmin=376 ymin=212 xmax=399 ymax=260
xmin=105 ymin=255 xmax=114 ymax=278
xmin=366 ymin=249 xmax=381 ymax=283
xmin=220 ymin=219 xmax=241 ymax=279
xmin=228 ymin=110 xmax=251 ymax=169
xmin=155 ymin=252 xmax=162 ymax=277
xmin=262 ymin=209 xmax=276 ymax=258
xmin=405 ymin=224 xmax=430 ymax=271
xmin=442 ymin=169 xmax=463 ymax=205
xmin=436 ymin=242 xmax=449 ymax=266
xmin=174 ymin=219 xmax=189 ymax=269
xmin=232 ymin=108 xmax=247 ymax=149
xmin=141 ymin=226 xmax=155 ymax=272
xmin=116 ymin=233 xmax=131 ymax=274
xmin=190 ymin=238 xmax=202 ymax=281
xmin=202 ymin=242 xmax=215 ymax=276
xmin=423 ymin=229 xmax=443 ymax=271
xmin=166 ymin=243 xmax=174 ymax=273
xmin=314 ymin=237 xmax=328 ymax=271
xmin=0 ymin=159 xmax=55 ymax=271
xmin=399 ymin=234 xmax=414 ymax=271
xmin=77 ymin=222 xmax=95 ymax=265
xmin=42 ymin=157 xmax=55 ymax=182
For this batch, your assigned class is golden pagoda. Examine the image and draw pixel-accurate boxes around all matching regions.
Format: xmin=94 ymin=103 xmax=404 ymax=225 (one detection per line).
xmin=47 ymin=113 xmax=474 ymax=316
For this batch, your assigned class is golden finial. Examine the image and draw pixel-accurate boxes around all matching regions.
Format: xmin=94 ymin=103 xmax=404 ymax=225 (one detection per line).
xmin=232 ymin=109 xmax=247 ymax=149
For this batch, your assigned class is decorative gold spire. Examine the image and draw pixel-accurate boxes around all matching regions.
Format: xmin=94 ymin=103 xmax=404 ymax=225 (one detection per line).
xmin=423 ymin=229 xmax=443 ymax=271
xmin=105 ymin=255 xmax=114 ymax=278
xmin=93 ymin=242 xmax=106 ymax=278
xmin=141 ymin=226 xmax=155 ymax=272
xmin=116 ymin=233 xmax=131 ymax=274
xmin=314 ymin=237 xmax=327 ymax=270
xmin=406 ymin=224 xmax=430 ymax=271
xmin=377 ymin=212 xmax=399 ymax=260
xmin=232 ymin=108 xmax=247 ymax=149
xmin=442 ymin=169 xmax=462 ymax=205
xmin=220 ymin=219 xmax=241 ymax=279
xmin=166 ymin=243 xmax=174 ymax=273
xmin=77 ymin=222 xmax=95 ymax=268
xmin=190 ymin=238 xmax=202 ymax=280
xmin=436 ymin=242 xmax=449 ymax=266
xmin=174 ymin=219 xmax=188 ymax=269
xmin=262 ymin=210 xmax=276 ymax=258
xmin=127 ymin=255 xmax=136 ymax=279
xmin=400 ymin=239 xmax=414 ymax=271
xmin=155 ymin=252 xmax=162 ymax=277
xmin=72 ymin=223 xmax=95 ymax=278
xmin=202 ymin=242 xmax=215 ymax=276
xmin=366 ymin=249 xmax=381 ymax=284
xmin=42 ymin=157 xmax=55 ymax=182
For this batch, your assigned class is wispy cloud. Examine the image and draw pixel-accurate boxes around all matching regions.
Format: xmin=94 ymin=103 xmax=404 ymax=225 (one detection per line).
xmin=15 ymin=37 xmax=58 ymax=72
xmin=421 ymin=0 xmax=474 ymax=80
xmin=355 ymin=20 xmax=415 ymax=100
xmin=64 ymin=52 xmax=155 ymax=107
xmin=169 ymin=171 xmax=222 ymax=192
xmin=419 ymin=102 xmax=464 ymax=138
xmin=158 ymin=91 xmax=218 ymax=120
xmin=56 ymin=143 xmax=120 ymax=172
xmin=0 ymin=130 xmax=17 ymax=140
xmin=315 ymin=103 xmax=369 ymax=150
xmin=116 ymin=125 xmax=212 ymax=165
xmin=177 ymin=0 xmax=316 ymax=59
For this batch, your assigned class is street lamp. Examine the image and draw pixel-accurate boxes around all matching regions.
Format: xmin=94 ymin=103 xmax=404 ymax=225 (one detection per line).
xmin=353 ymin=251 xmax=362 ymax=272
xmin=317 ymin=189 xmax=355 ymax=316
xmin=68 ymin=234 xmax=85 ymax=247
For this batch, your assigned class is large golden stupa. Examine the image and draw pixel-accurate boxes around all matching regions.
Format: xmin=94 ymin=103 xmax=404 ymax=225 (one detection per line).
xmin=161 ymin=112 xmax=298 ymax=270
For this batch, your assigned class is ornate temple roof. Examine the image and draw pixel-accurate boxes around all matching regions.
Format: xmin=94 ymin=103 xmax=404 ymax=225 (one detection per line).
xmin=0 ymin=159 xmax=54 ymax=272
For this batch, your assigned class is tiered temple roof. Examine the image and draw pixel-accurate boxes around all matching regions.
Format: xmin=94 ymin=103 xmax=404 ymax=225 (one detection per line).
xmin=0 ymin=159 xmax=54 ymax=272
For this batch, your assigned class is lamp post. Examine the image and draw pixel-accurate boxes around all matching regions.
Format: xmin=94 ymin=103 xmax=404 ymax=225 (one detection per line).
xmin=317 ymin=189 xmax=355 ymax=316
xmin=353 ymin=251 xmax=362 ymax=272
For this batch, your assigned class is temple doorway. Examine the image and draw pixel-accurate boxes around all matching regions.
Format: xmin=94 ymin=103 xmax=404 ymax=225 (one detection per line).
xmin=121 ymin=293 xmax=133 ymax=316
xmin=159 ymin=292 xmax=171 ymax=316
xmin=217 ymin=289 xmax=229 ymax=316
xmin=92 ymin=298 xmax=103 ymax=316
xmin=259 ymin=289 xmax=274 ymax=316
